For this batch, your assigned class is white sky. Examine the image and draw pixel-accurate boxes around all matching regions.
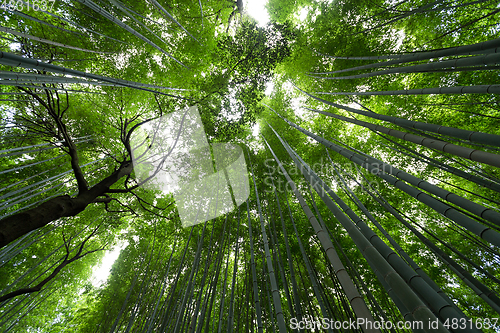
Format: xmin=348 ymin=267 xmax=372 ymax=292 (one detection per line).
xmin=298 ymin=7 xmax=309 ymax=21
xmin=245 ymin=0 xmax=270 ymax=26
xmin=252 ymin=123 xmax=260 ymax=137
xmin=91 ymin=242 xmax=127 ymax=287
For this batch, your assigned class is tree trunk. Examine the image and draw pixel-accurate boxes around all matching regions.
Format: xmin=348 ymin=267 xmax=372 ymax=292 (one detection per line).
xmin=374 ymin=135 xmax=500 ymax=193
xmin=269 ymin=107 xmax=500 ymax=246
xmin=0 ymin=52 xmax=183 ymax=98
xmin=226 ymin=208 xmax=241 ymax=333
xmin=0 ymin=161 xmax=132 ymax=248
xmin=320 ymin=103 xmax=500 ymax=168
xmin=363 ymin=177 xmax=500 ymax=315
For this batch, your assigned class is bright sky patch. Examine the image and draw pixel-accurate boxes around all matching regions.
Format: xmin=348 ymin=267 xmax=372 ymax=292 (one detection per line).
xmin=91 ymin=243 xmax=125 ymax=287
xmin=245 ymin=0 xmax=270 ymax=26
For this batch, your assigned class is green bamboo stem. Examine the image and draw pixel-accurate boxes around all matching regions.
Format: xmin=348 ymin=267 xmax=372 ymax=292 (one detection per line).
xmin=227 ymin=208 xmax=241 ymax=333
xmin=331 ymin=160 xmax=468 ymax=319
xmin=303 ymin=104 xmax=500 ymax=169
xmin=246 ymin=199 xmax=264 ymax=333
xmin=148 ymin=0 xmax=200 ymax=44
xmin=373 ymin=135 xmax=500 ymax=193
xmin=349 ymin=0 xmax=446 ymax=37
xmin=267 ymin=196 xmax=296 ymax=321
xmin=0 ymin=26 xmax=115 ymax=54
xmin=76 ymin=0 xmax=186 ymax=67
xmin=0 ymin=52 xmax=185 ymax=99
xmin=264 ymin=133 xmax=380 ymax=333
xmin=360 ymin=173 xmax=500 ymax=315
xmin=310 ymin=38 xmax=500 ymax=75
xmin=279 ymin=130 xmax=479 ymax=331
xmin=247 ymin=151 xmax=288 ymax=333
xmin=309 ymin=53 xmax=500 ymax=80
xmin=281 ymin=189 xmax=334 ymax=332
xmin=267 ymin=123 xmax=455 ymax=332
xmin=270 ymin=108 xmax=500 ymax=247
xmin=306 ymin=185 xmax=398 ymax=328
xmin=300 ymin=89 xmax=500 ymax=148
xmin=0 ymin=155 xmax=64 ymax=175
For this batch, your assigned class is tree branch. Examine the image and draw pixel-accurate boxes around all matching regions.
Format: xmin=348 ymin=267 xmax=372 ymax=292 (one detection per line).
xmin=18 ymin=86 xmax=89 ymax=194
xmin=0 ymin=226 xmax=106 ymax=303
xmin=129 ymin=190 xmax=173 ymax=219
xmin=93 ymin=195 xmax=138 ymax=215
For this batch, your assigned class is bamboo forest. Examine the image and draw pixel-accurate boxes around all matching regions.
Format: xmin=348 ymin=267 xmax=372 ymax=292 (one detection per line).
xmin=1 ymin=0 xmax=500 ymax=331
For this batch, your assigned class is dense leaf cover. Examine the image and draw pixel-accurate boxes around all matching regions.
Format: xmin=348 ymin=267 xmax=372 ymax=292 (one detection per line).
xmin=0 ymin=0 xmax=499 ymax=332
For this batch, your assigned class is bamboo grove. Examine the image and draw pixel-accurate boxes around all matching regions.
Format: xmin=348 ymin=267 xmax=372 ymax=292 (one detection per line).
xmin=0 ymin=0 xmax=499 ymax=332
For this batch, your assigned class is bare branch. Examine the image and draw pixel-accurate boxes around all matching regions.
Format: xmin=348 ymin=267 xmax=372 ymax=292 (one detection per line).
xmin=61 ymin=223 xmax=70 ymax=259
xmin=154 ymin=94 xmax=164 ymax=116
xmin=129 ymin=190 xmax=173 ymax=219
xmin=93 ymin=195 xmax=138 ymax=216
xmin=61 ymin=88 xmax=70 ymax=117
xmin=0 ymin=226 xmax=105 ymax=303
xmin=18 ymin=86 xmax=89 ymax=193
xmin=131 ymin=190 xmax=174 ymax=211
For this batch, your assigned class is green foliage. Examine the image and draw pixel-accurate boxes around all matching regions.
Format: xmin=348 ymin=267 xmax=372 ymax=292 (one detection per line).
xmin=1 ymin=0 xmax=500 ymax=332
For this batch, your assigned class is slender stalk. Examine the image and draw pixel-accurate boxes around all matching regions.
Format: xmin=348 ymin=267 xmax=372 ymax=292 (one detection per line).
xmin=332 ymin=160 xmax=467 ymax=318
xmin=0 ymin=26 xmax=115 ymax=54
xmin=302 ymin=104 xmax=500 ymax=169
xmin=266 ymin=124 xmax=452 ymax=332
xmin=309 ymin=53 xmax=500 ymax=80
xmin=360 ymin=171 xmax=500 ymax=314
xmin=246 ymin=199 xmax=264 ymax=333
xmin=76 ymin=0 xmax=186 ymax=67
xmin=0 ymin=52 xmax=186 ymax=99
xmin=270 ymin=108 xmax=500 ymax=247
xmin=247 ymin=150 xmax=288 ymax=333
xmin=148 ymin=0 xmax=200 ymax=44
xmin=310 ymin=38 xmax=500 ymax=75
xmin=300 ymin=91 xmax=500 ymax=147
xmin=263 ymin=133 xmax=379 ymax=333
